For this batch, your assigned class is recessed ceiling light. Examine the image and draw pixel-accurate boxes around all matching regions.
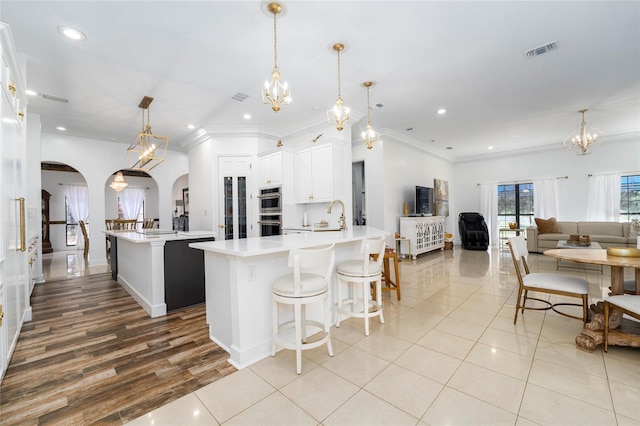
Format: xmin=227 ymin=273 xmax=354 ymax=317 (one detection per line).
xmin=56 ymin=126 xmax=67 ymax=131
xmin=243 ymin=114 xmax=251 ymax=120
xmin=436 ymin=108 xmax=447 ymax=115
xmin=488 ymin=146 xmax=494 ymax=150
xmin=25 ymin=89 xmax=38 ymax=96
xmin=58 ymin=26 xmax=86 ymax=41
xmin=186 ymin=124 xmax=195 ymax=129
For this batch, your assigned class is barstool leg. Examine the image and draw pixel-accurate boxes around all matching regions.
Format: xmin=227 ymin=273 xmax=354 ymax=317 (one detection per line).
xmin=336 ymin=277 xmax=343 ymax=328
xmin=294 ymin=302 xmax=302 ymax=374
xmin=272 ymin=299 xmax=278 ymax=356
xmin=363 ymin=281 xmax=370 ymax=336
xmin=376 ymin=277 xmax=384 ymax=324
xmin=324 ymin=297 xmax=334 ymax=356
xmin=301 ymin=304 xmax=308 ymax=343
xmin=394 ymin=255 xmax=401 ymax=300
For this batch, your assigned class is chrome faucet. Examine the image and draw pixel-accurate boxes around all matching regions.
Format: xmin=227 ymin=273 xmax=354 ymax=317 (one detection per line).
xmin=327 ymin=199 xmax=347 ymax=231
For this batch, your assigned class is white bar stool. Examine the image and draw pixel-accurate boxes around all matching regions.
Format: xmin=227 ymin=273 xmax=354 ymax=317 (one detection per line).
xmin=272 ymin=244 xmax=335 ymax=374
xmin=335 ymin=237 xmax=386 ymax=336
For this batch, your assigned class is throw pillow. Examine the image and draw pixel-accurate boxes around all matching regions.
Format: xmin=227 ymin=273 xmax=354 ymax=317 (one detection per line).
xmin=630 ymin=219 xmax=640 ymax=237
xmin=535 ymin=217 xmax=561 ymax=234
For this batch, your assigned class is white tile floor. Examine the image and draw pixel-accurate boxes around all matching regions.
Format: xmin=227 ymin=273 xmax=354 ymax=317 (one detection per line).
xmin=44 ymin=247 xmax=640 ymax=425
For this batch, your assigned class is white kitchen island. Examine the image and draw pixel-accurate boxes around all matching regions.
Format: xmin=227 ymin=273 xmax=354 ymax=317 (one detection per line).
xmin=106 ymin=230 xmax=216 ymax=318
xmin=189 ymin=226 xmax=387 ymax=370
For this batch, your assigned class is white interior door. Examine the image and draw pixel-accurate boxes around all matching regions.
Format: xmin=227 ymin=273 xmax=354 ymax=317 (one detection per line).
xmin=218 ymin=157 xmax=252 ymax=241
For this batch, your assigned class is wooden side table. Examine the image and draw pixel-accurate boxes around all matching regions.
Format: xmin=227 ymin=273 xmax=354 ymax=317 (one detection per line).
xmin=499 ymin=228 xmax=523 ymax=251
xmin=395 ymin=237 xmax=412 ymax=261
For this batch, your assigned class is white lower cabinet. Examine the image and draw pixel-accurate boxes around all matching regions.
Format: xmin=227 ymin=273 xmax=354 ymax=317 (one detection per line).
xmin=399 ymin=216 xmax=445 ymax=259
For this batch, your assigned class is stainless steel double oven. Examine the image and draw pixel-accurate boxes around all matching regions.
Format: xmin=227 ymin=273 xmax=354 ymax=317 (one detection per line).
xmin=257 ymin=186 xmax=282 ymax=236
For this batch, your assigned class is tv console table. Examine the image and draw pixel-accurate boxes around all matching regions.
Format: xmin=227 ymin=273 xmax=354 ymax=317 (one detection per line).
xmin=399 ymin=216 xmax=445 ymax=260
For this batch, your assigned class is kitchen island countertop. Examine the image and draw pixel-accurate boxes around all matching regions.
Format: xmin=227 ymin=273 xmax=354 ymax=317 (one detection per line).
xmin=189 ymin=225 xmax=389 ymax=369
xmin=190 ymin=226 xmax=384 ymax=257
xmin=105 ymin=229 xmax=216 ymax=243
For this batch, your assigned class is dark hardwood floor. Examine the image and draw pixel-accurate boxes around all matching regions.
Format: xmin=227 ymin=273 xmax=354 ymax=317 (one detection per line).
xmin=0 ymin=273 xmax=236 ymax=425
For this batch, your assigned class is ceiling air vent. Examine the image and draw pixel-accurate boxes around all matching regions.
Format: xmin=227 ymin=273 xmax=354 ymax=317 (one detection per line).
xmin=525 ymin=40 xmax=557 ymax=58
xmin=231 ymin=92 xmax=249 ymax=102
xmin=41 ymin=93 xmax=69 ymax=103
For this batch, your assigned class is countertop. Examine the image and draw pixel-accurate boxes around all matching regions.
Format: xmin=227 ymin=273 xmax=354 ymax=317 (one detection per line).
xmin=190 ymin=226 xmax=387 ymax=257
xmin=282 ymin=224 xmax=342 ymax=232
xmin=105 ymin=229 xmax=217 ymax=243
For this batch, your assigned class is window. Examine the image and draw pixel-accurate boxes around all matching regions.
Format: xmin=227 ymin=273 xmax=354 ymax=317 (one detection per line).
xmin=65 ymin=198 xmax=77 ymax=246
xmin=621 ymin=175 xmax=640 ymax=222
xmin=117 ymin=197 xmax=145 ymax=226
xmin=498 ymin=183 xmax=534 ymax=229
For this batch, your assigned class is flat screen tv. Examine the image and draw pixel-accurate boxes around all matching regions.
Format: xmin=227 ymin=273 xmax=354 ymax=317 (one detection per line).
xmin=415 ymin=186 xmax=433 ymax=216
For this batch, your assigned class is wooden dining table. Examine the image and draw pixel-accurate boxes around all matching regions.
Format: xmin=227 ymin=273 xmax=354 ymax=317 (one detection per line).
xmin=544 ymin=248 xmax=640 ymax=351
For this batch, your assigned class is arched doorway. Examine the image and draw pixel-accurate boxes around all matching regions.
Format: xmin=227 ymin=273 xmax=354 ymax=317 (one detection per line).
xmin=105 ymin=169 xmax=159 ymax=230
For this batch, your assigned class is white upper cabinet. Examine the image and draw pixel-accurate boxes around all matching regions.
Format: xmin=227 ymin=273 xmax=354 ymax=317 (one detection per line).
xmin=294 ymin=144 xmax=335 ymax=204
xmin=258 ymin=151 xmax=283 ymax=188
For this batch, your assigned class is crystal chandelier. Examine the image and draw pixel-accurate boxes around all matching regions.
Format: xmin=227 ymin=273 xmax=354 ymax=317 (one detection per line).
xmin=262 ymin=2 xmax=291 ymax=112
xmin=361 ymin=81 xmax=379 ymax=150
xmin=109 ymin=171 xmax=128 ymax=192
xmin=327 ymin=43 xmax=350 ymax=131
xmin=126 ymin=96 xmax=169 ymax=171
xmin=564 ymin=109 xmax=605 ymax=155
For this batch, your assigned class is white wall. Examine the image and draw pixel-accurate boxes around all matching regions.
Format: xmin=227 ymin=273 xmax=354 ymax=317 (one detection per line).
xmin=41 ymin=133 xmax=188 ymax=266
xmin=380 ymin=137 xmax=455 ymax=245
xmin=353 ymin=138 xmax=385 ymax=234
xmin=185 ymin=123 xmax=352 ymax=238
xmin=26 ymin=114 xmax=42 ymax=281
xmin=453 ymin=136 xmax=640 ymax=238
xmin=187 ymin=133 xmax=259 ymax=234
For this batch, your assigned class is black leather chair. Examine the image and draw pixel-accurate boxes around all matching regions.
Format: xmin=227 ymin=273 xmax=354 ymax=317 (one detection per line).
xmin=458 ymin=212 xmax=489 ymax=250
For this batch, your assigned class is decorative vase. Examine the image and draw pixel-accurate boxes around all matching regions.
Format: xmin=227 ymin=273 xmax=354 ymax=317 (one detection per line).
xmin=403 ymin=202 xmax=410 ymax=216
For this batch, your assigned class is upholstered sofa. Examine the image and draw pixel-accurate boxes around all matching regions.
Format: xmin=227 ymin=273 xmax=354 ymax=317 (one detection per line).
xmin=526 ymin=221 xmax=638 ymax=253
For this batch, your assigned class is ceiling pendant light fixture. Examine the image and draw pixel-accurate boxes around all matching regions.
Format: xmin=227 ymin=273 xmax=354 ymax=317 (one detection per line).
xmin=126 ymin=96 xmax=169 ymax=171
xmin=327 ymin=43 xmax=350 ymax=131
xmin=262 ymin=2 xmax=291 ymax=112
xmin=109 ymin=171 xmax=128 ymax=192
xmin=564 ymin=109 xmax=605 ymax=155
xmin=361 ymin=81 xmax=379 ymax=150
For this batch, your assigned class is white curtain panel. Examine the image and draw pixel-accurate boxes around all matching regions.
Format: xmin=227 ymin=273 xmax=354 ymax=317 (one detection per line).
xmin=120 ymin=187 xmax=145 ymax=222
xmin=479 ymin=183 xmax=498 ymax=245
xmin=587 ymin=173 xmax=621 ymax=221
xmin=533 ymin=178 xmax=559 ymax=218
xmin=64 ymin=184 xmax=89 ymax=250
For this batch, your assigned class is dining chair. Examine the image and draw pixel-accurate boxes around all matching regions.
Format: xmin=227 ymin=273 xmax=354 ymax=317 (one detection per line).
xmin=604 ymin=294 xmax=640 ymax=352
xmin=78 ymin=220 xmax=89 ymax=260
xmin=507 ymin=235 xmax=589 ymax=325
xmin=114 ymin=219 xmax=137 ymax=230
xmin=143 ymin=218 xmax=155 ymax=229
xmin=271 ymin=244 xmax=335 ymax=374
xmin=335 ymin=236 xmax=386 ymax=336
